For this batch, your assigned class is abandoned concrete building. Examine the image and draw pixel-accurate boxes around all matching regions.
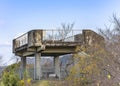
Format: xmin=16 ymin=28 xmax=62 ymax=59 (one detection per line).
xmin=13 ymin=29 xmax=104 ymax=80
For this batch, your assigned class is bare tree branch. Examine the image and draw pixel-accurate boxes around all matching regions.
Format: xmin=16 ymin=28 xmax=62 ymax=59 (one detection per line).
xmin=97 ymin=14 xmax=120 ymax=85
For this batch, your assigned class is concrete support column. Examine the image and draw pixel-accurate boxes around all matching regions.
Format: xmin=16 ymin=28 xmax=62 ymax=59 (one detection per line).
xmin=54 ymin=56 xmax=61 ymax=79
xmin=34 ymin=53 xmax=42 ymax=80
xmin=20 ymin=57 xmax=26 ymax=79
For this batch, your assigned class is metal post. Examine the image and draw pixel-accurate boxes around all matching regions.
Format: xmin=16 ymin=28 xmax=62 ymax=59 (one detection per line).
xmin=62 ymin=30 xmax=64 ymax=41
xmin=52 ymin=30 xmax=54 ymax=42
xmin=72 ymin=30 xmax=73 ymax=37
xmin=72 ymin=30 xmax=74 ymax=41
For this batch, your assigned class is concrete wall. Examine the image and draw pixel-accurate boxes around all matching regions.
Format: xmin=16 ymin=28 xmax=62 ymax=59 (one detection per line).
xmin=83 ymin=30 xmax=104 ymax=46
xmin=28 ymin=30 xmax=43 ymax=47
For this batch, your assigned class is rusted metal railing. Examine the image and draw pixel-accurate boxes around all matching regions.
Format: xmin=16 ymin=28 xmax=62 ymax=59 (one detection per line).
xmin=42 ymin=30 xmax=82 ymax=42
xmin=13 ymin=29 xmax=82 ymax=50
xmin=14 ymin=33 xmax=28 ymax=49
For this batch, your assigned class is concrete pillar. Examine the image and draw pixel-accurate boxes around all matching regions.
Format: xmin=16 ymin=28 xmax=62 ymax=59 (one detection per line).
xmin=54 ymin=56 xmax=61 ymax=79
xmin=34 ymin=53 xmax=42 ymax=80
xmin=20 ymin=57 xmax=26 ymax=79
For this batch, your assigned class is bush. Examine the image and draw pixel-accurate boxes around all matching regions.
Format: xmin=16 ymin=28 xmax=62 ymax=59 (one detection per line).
xmin=2 ymin=63 xmax=20 ymax=86
xmin=2 ymin=71 xmax=20 ymax=86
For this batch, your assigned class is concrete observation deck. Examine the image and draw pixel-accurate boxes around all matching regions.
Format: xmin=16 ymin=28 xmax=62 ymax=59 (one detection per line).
xmin=13 ymin=29 xmax=104 ymax=80
xmin=13 ymin=29 xmax=103 ymax=57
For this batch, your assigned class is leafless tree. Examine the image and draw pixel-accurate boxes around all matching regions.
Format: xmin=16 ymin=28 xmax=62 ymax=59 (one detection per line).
xmin=47 ymin=23 xmax=75 ymax=41
xmin=57 ymin=23 xmax=74 ymax=40
xmin=98 ymin=14 xmax=120 ymax=85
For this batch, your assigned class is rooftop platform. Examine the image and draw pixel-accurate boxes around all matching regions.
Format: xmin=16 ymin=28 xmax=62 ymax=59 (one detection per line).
xmin=13 ymin=29 xmax=104 ymax=57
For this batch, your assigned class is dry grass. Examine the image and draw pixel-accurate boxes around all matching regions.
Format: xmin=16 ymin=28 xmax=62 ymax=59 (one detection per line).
xmin=32 ymin=80 xmax=49 ymax=86
xmin=32 ymin=80 xmax=77 ymax=86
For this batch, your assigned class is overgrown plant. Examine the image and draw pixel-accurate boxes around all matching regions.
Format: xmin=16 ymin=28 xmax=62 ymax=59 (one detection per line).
xmin=66 ymin=45 xmax=100 ymax=86
xmin=20 ymin=70 xmax=32 ymax=86
xmin=2 ymin=64 xmax=20 ymax=86
xmin=98 ymin=14 xmax=120 ymax=85
xmin=66 ymin=42 xmax=116 ymax=86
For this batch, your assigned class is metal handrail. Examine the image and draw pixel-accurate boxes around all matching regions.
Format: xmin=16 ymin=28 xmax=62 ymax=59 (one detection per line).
xmin=13 ymin=29 xmax=82 ymax=49
xmin=42 ymin=29 xmax=82 ymax=42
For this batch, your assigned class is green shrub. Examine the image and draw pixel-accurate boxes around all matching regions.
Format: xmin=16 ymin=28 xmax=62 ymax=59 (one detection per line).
xmin=2 ymin=63 xmax=20 ymax=86
xmin=2 ymin=71 xmax=20 ymax=86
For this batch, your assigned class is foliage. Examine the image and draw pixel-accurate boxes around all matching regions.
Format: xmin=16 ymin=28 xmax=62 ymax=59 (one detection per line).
xmin=66 ymin=45 xmax=102 ymax=86
xmin=98 ymin=14 xmax=120 ymax=85
xmin=2 ymin=70 xmax=32 ymax=86
xmin=2 ymin=71 xmax=20 ymax=86
xmin=19 ymin=70 xmax=32 ymax=86
xmin=2 ymin=63 xmax=32 ymax=86
xmin=20 ymin=78 xmax=32 ymax=86
xmin=2 ymin=63 xmax=20 ymax=86
xmin=5 ymin=62 xmax=20 ymax=72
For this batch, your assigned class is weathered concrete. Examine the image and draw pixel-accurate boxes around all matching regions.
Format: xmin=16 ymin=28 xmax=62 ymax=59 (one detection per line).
xmin=54 ymin=56 xmax=61 ymax=79
xmin=83 ymin=30 xmax=104 ymax=46
xmin=20 ymin=57 xmax=26 ymax=79
xmin=13 ymin=29 xmax=104 ymax=80
xmin=34 ymin=52 xmax=42 ymax=80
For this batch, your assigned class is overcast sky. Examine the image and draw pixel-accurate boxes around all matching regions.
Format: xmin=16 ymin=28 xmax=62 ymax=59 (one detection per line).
xmin=0 ymin=0 xmax=120 ymax=65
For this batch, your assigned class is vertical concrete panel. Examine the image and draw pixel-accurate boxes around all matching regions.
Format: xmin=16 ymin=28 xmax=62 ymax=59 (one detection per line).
xmin=83 ymin=30 xmax=104 ymax=46
xmin=28 ymin=30 xmax=43 ymax=47
xmin=54 ymin=56 xmax=61 ymax=79
xmin=20 ymin=57 xmax=26 ymax=79
xmin=34 ymin=53 xmax=42 ymax=80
